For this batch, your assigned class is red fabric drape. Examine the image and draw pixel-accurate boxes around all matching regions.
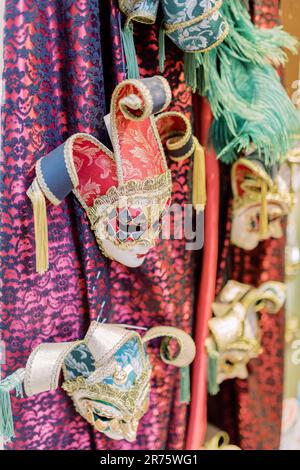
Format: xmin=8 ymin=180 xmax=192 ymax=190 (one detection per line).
xmin=186 ymin=97 xmax=220 ymax=449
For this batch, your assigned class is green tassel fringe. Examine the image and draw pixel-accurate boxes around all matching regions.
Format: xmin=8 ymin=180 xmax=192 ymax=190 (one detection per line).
xmin=158 ymin=24 xmax=166 ymax=73
xmin=207 ymin=351 xmax=220 ymax=396
xmin=179 ymin=366 xmax=191 ymax=403
xmin=192 ymin=0 xmax=300 ymax=164
xmin=210 ymin=62 xmax=300 ymax=164
xmin=221 ymin=0 xmax=298 ymax=67
xmin=121 ymin=23 xmax=140 ymax=79
xmin=184 ymin=53 xmax=199 ymax=93
xmin=0 ymin=369 xmax=25 ymax=444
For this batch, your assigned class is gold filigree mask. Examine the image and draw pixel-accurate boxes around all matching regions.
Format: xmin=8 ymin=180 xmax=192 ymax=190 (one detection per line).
xmin=206 ymin=280 xmax=286 ymax=394
xmin=0 ymin=322 xmax=195 ymax=443
xmin=231 ymin=158 xmax=293 ymax=251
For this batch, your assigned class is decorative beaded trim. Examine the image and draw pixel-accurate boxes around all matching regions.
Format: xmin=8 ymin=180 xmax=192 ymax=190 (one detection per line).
xmin=64 ymin=136 xmax=80 ymax=188
xmin=125 ymin=12 xmax=157 ymax=26
xmin=119 ymin=0 xmax=156 ymax=21
xmin=24 ymin=343 xmax=44 ymax=396
xmin=62 ymin=366 xmax=152 ymax=416
xmin=87 ymin=171 xmax=172 ymax=219
xmin=231 ymin=159 xmax=292 ymax=212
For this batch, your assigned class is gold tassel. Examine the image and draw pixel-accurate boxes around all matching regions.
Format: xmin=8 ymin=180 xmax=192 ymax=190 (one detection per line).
xmin=259 ymin=179 xmax=269 ymax=239
xmin=192 ymin=137 xmax=206 ymax=213
xmin=27 ymin=179 xmax=49 ymax=273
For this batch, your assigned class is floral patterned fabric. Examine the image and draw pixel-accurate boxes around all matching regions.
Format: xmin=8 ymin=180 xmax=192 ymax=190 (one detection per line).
xmin=64 ymin=344 xmax=96 ymax=380
xmin=64 ymin=337 xmax=144 ymax=389
xmin=1 ymin=0 xmax=194 ymax=450
xmin=1 ymin=0 xmax=111 ymax=451
xmin=101 ymin=338 xmax=145 ymax=389
xmin=114 ymin=83 xmax=167 ymax=180
xmin=166 ymin=10 xmax=227 ymax=53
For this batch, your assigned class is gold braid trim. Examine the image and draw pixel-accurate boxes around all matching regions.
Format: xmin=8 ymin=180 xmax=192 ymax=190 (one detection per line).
xmin=62 ymin=366 xmax=152 ymax=417
xmin=185 ymin=22 xmax=229 ymax=54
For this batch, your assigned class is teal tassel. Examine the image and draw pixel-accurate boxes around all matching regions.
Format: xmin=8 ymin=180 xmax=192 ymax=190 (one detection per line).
xmin=207 ymin=351 xmax=220 ymax=396
xmin=194 ymin=0 xmax=300 ymax=164
xmin=121 ymin=23 xmax=140 ymax=79
xmin=158 ymin=24 xmax=166 ymax=73
xmin=210 ymin=63 xmax=300 ymax=164
xmin=0 ymin=369 xmax=25 ymax=444
xmin=179 ymin=366 xmax=191 ymax=403
xmin=184 ymin=53 xmax=198 ymax=93
xmin=221 ymin=0 xmax=298 ymax=67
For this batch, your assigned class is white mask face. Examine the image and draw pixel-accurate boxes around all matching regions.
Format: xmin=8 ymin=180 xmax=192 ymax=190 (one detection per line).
xmin=101 ymin=239 xmax=152 ymax=268
xmin=231 ymin=202 xmax=284 ymax=251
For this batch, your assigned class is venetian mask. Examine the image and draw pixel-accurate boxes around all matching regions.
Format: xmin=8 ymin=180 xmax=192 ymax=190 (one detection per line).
xmin=0 ymin=322 xmax=195 ymax=444
xmin=280 ymin=398 xmax=300 ymax=450
xmin=206 ymin=280 xmax=286 ymax=393
xmin=231 ymin=157 xmax=293 ymax=251
xmin=202 ymin=428 xmax=241 ymax=450
xmin=280 ymin=142 xmax=300 ymax=278
xmin=27 ymin=76 xmax=173 ymax=272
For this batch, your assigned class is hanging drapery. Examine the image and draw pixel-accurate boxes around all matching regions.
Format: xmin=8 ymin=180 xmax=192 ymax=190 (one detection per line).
xmin=1 ymin=0 xmax=195 ymax=450
xmin=208 ymin=0 xmax=286 ymax=450
xmin=185 ymin=97 xmax=220 ymax=450
xmin=1 ymin=0 xmax=111 ymax=450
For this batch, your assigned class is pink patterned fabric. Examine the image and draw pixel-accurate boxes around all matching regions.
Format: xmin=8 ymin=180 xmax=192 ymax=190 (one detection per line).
xmin=1 ymin=0 xmax=111 ymax=450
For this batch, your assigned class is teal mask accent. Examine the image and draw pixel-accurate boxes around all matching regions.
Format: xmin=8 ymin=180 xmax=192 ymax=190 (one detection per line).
xmin=161 ymin=0 xmax=228 ymax=53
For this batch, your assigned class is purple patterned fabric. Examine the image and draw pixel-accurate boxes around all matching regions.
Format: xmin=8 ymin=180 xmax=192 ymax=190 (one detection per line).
xmin=1 ymin=0 xmax=114 ymax=450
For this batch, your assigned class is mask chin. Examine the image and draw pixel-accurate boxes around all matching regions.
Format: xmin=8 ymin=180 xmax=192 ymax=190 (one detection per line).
xmin=101 ymin=239 xmax=148 ymax=268
xmin=104 ymin=427 xmax=136 ymax=442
